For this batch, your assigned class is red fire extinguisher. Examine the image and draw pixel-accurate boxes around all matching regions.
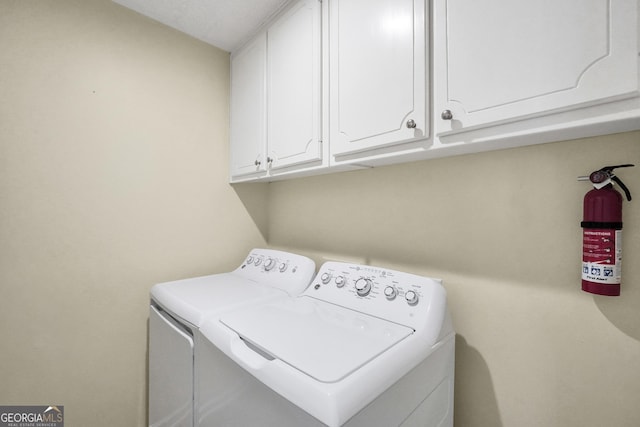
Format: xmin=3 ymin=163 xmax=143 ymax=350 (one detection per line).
xmin=579 ymin=164 xmax=634 ymax=296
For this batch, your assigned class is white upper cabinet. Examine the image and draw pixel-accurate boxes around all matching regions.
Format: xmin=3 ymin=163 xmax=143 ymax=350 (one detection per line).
xmin=230 ymin=0 xmax=322 ymax=181
xmin=329 ymin=0 xmax=429 ymax=158
xmin=230 ymin=0 xmax=639 ymax=182
xmin=268 ymin=0 xmax=322 ymax=171
xmin=433 ymin=0 xmax=639 ymax=136
xmin=230 ymin=34 xmax=267 ymax=178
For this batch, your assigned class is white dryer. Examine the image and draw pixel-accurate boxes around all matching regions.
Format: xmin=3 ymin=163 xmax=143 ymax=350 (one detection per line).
xmin=148 ymin=249 xmax=316 ymax=427
xmin=198 ymin=261 xmax=455 ymax=426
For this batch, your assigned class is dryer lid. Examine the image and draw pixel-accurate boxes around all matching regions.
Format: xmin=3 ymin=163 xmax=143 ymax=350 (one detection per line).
xmin=151 ymin=274 xmax=284 ymax=327
xmin=219 ymin=296 xmax=413 ymax=383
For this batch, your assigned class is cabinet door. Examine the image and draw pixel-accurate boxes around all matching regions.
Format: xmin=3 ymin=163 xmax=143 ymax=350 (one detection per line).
xmin=230 ymin=34 xmax=267 ymax=178
xmin=267 ymin=0 xmax=322 ymax=170
xmin=330 ymin=0 xmax=428 ymax=157
xmin=434 ymin=0 xmax=639 ymax=135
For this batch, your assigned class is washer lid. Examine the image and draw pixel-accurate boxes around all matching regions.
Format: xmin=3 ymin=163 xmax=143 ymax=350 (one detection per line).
xmin=219 ymin=296 xmax=413 ymax=383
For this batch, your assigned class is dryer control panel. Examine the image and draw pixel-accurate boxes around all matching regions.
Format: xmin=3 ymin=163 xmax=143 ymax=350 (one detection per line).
xmin=304 ymin=261 xmax=447 ymax=331
xmin=234 ymin=248 xmax=316 ymax=296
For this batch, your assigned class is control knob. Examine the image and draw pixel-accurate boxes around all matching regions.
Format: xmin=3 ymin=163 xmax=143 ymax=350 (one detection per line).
xmin=384 ymin=286 xmax=397 ymax=300
xmin=279 ymin=262 xmax=288 ymax=272
xmin=355 ymin=278 xmax=372 ymax=297
xmin=335 ymin=276 xmax=345 ymax=287
xmin=321 ymin=272 xmax=332 ymax=284
xmin=405 ymin=290 xmax=419 ymax=305
xmin=264 ymin=258 xmax=276 ymax=271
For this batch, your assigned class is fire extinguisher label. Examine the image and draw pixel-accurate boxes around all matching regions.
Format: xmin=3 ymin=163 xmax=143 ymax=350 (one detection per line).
xmin=582 ymin=229 xmax=622 ymax=284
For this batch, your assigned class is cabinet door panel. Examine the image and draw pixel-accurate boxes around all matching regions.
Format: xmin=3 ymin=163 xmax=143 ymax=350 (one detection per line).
xmin=268 ymin=0 xmax=322 ymax=170
xmin=230 ymin=34 xmax=267 ymax=178
xmin=435 ymin=0 xmax=639 ymax=134
xmin=330 ymin=0 xmax=428 ymax=156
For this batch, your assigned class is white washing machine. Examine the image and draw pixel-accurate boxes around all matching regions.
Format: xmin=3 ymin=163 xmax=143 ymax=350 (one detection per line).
xmin=198 ymin=261 xmax=455 ymax=426
xmin=148 ymin=249 xmax=316 ymax=427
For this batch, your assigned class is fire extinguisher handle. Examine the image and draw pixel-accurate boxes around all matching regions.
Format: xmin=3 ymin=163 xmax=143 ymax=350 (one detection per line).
xmin=601 ymin=164 xmax=634 ymax=172
xmin=612 ymin=176 xmax=633 ymax=202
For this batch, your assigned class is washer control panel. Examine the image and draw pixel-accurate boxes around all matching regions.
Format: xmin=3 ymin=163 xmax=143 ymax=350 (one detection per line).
xmin=303 ymin=261 xmax=445 ymax=330
xmin=235 ymin=249 xmax=316 ymax=296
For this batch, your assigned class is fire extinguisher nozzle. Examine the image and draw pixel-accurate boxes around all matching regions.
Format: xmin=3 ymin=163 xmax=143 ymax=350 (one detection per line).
xmin=612 ymin=176 xmax=632 ymax=201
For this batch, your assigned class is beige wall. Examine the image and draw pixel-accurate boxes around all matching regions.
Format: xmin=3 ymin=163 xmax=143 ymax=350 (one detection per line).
xmin=268 ymin=131 xmax=640 ymax=427
xmin=2 ymin=1 xmax=639 ymax=427
xmin=0 ymin=1 xmax=266 ymax=425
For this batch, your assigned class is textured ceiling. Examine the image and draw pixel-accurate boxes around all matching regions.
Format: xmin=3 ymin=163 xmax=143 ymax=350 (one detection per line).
xmin=112 ymin=0 xmax=290 ymax=52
